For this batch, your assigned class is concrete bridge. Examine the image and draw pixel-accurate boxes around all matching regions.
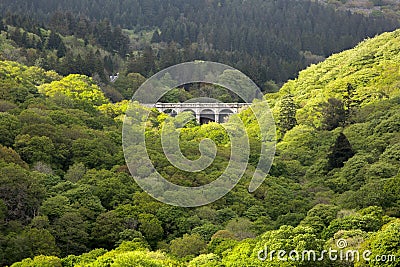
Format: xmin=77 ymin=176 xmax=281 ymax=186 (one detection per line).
xmin=143 ymin=103 xmax=250 ymax=124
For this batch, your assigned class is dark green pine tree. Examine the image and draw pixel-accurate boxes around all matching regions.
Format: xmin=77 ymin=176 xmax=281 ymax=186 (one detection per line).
xmin=277 ymin=94 xmax=297 ymax=138
xmin=21 ymin=31 xmax=28 ymax=47
xmin=56 ymin=40 xmax=67 ymax=58
xmin=47 ymin=31 xmax=62 ymax=50
xmin=343 ymin=83 xmax=361 ymax=124
xmin=103 ymin=55 xmax=114 ymax=73
xmin=327 ymin=132 xmax=354 ymax=171
xmin=35 ymin=38 xmax=44 ymax=50
xmin=0 ymin=19 xmax=6 ymax=31
xmin=320 ymin=98 xmax=346 ymax=130
xmin=96 ymin=19 xmax=113 ymax=51
xmin=111 ymin=26 xmax=130 ymax=56
xmin=84 ymin=50 xmax=96 ymax=75
xmin=151 ymin=30 xmax=161 ymax=43
xmin=130 ymin=45 xmax=156 ymax=77
xmin=75 ymin=54 xmax=86 ymax=75
xmin=93 ymin=50 xmax=106 ymax=81
xmin=59 ymin=53 xmax=75 ymax=75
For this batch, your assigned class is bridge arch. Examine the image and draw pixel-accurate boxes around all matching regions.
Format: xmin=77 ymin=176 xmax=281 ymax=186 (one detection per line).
xmin=180 ymin=109 xmax=196 ymax=121
xmin=200 ymin=109 xmax=216 ymax=124
xmin=219 ymin=109 xmax=234 ymax=123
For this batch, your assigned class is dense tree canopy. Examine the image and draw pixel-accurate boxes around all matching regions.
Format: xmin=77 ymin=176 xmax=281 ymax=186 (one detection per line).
xmin=0 ymin=0 xmax=399 ymax=87
xmin=0 ymin=4 xmax=399 ymax=267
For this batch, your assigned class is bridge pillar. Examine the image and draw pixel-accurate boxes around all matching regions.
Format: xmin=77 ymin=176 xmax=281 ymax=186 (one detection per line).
xmin=215 ymin=111 xmax=220 ymax=123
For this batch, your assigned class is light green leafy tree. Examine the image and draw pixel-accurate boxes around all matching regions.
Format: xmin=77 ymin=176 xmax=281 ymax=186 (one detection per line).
xmin=38 ymin=74 xmax=109 ymax=106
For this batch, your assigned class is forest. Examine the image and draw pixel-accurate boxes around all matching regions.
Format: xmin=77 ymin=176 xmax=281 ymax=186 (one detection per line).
xmin=0 ymin=0 xmax=399 ymax=86
xmin=0 ymin=0 xmax=399 ymax=266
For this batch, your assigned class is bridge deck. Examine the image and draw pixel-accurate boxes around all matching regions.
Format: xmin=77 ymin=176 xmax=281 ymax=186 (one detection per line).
xmin=142 ymin=103 xmax=249 ymax=108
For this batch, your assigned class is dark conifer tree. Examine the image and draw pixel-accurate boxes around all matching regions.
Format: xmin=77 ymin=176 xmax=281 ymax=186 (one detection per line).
xmin=21 ymin=31 xmax=28 ymax=47
xmin=47 ymin=31 xmax=62 ymax=50
xmin=141 ymin=45 xmax=156 ymax=76
xmin=327 ymin=133 xmax=355 ymax=171
xmin=84 ymin=50 xmax=96 ymax=74
xmin=56 ymin=40 xmax=67 ymax=58
xmin=343 ymin=83 xmax=361 ymax=124
xmin=0 ymin=19 xmax=5 ymax=31
xmin=151 ymin=30 xmax=161 ymax=43
xmin=277 ymin=94 xmax=297 ymax=138
xmin=104 ymin=55 xmax=114 ymax=73
xmin=321 ymin=98 xmax=346 ymax=130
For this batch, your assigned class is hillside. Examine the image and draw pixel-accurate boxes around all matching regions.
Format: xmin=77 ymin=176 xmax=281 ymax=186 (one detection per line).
xmin=271 ymin=29 xmax=400 ymax=126
xmin=2 ymin=29 xmax=399 ymax=266
xmin=0 ymin=0 xmax=399 ymax=87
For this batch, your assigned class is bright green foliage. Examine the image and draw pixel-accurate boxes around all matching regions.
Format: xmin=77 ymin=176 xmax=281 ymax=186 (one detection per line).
xmin=208 ymin=236 xmax=239 ymax=257
xmin=196 ymin=123 xmax=230 ymax=145
xmin=10 ymin=256 xmax=62 ymax=267
xmin=322 ymin=207 xmax=391 ymax=239
xmin=276 ymin=125 xmax=336 ymax=166
xmin=188 ymin=253 xmax=222 ymax=267
xmin=98 ymin=100 xmax=129 ymax=119
xmin=62 ymin=248 xmax=108 ymax=267
xmin=356 ymin=219 xmax=400 ymax=267
xmin=11 ymin=242 xmax=182 ymax=267
xmin=250 ymin=225 xmax=326 ymax=266
xmin=221 ymin=240 xmax=258 ymax=267
xmin=0 ymin=61 xmax=60 ymax=104
xmin=273 ymin=29 xmax=400 ymax=127
xmin=59 ymin=241 xmax=181 ymax=267
xmin=86 ymin=250 xmax=181 ymax=267
xmin=38 ymin=74 xmax=108 ymax=106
